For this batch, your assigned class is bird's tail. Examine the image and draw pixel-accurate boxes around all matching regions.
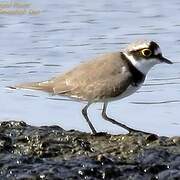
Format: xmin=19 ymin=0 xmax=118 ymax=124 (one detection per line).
xmin=8 ymin=80 xmax=54 ymax=92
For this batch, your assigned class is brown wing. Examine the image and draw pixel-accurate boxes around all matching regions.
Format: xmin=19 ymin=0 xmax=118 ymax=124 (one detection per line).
xmin=53 ymin=52 xmax=132 ymax=101
xmin=64 ymin=73 xmax=131 ymax=101
xmin=12 ymin=52 xmax=132 ymax=101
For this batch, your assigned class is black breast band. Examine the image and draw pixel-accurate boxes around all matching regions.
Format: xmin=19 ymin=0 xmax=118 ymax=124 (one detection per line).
xmin=120 ymin=52 xmax=145 ymax=86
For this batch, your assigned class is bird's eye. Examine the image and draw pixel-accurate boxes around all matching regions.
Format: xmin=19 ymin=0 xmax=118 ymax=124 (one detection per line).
xmin=141 ymin=49 xmax=152 ymax=57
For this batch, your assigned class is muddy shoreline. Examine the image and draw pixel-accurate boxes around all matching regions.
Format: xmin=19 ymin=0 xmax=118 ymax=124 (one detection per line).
xmin=0 ymin=121 xmax=179 ymax=179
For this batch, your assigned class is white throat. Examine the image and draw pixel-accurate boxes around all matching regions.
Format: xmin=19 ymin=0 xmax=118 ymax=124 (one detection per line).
xmin=123 ymin=52 xmax=159 ymax=75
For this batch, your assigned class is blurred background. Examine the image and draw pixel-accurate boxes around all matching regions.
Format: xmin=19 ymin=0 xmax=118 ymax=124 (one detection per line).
xmin=0 ymin=0 xmax=179 ymax=136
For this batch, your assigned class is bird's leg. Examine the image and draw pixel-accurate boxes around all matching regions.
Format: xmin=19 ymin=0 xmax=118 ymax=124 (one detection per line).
xmin=82 ymin=103 xmax=97 ymax=134
xmin=102 ymin=102 xmax=150 ymax=135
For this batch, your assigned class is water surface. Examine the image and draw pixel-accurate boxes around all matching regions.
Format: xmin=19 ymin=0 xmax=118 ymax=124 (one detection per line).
xmin=0 ymin=0 xmax=180 ymax=136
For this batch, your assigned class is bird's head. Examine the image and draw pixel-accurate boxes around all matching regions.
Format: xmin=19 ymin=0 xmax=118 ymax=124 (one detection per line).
xmin=123 ymin=40 xmax=173 ymax=74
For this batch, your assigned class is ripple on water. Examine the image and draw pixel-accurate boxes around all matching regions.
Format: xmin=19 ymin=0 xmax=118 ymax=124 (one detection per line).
xmin=0 ymin=0 xmax=179 ymax=136
xmin=130 ymin=100 xmax=180 ymax=105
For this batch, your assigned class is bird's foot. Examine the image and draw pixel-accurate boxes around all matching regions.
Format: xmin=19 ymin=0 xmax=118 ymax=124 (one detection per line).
xmin=128 ymin=128 xmax=155 ymax=136
xmin=92 ymin=132 xmax=108 ymax=136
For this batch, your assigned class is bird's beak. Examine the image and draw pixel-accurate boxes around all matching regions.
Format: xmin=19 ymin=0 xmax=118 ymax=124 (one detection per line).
xmin=159 ymin=55 xmax=173 ymax=64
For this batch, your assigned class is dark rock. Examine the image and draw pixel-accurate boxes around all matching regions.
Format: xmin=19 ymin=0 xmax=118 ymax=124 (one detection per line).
xmin=0 ymin=120 xmax=179 ymax=180
xmin=157 ymin=169 xmax=180 ymax=180
xmin=146 ymin=134 xmax=159 ymax=142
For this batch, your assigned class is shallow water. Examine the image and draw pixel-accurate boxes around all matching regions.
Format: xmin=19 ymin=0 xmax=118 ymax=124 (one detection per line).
xmin=0 ymin=0 xmax=180 ymax=136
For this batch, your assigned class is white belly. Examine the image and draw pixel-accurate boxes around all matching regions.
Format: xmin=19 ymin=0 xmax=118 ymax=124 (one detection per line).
xmin=120 ymin=84 xmax=141 ymax=98
xmin=107 ymin=84 xmax=142 ymax=102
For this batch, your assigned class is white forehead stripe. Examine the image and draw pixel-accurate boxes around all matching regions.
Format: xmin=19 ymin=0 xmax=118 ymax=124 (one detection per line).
xmin=125 ymin=40 xmax=151 ymax=52
xmin=128 ymin=43 xmax=149 ymax=51
xmin=154 ymin=47 xmax=162 ymax=55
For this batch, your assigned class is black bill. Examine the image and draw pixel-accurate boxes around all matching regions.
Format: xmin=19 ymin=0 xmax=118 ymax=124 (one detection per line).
xmin=159 ymin=55 xmax=173 ymax=64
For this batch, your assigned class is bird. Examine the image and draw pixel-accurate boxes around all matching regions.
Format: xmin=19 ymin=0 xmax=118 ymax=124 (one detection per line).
xmin=10 ymin=39 xmax=173 ymax=134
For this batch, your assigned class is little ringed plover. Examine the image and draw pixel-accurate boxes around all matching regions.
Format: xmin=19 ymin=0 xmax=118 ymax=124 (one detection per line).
xmin=10 ymin=39 xmax=173 ymax=134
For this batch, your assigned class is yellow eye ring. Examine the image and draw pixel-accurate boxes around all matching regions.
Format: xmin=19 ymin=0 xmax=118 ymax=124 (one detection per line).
xmin=141 ymin=49 xmax=152 ymax=57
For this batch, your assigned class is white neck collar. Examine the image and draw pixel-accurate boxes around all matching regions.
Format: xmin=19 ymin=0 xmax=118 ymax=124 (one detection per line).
xmin=123 ymin=52 xmax=158 ymax=75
